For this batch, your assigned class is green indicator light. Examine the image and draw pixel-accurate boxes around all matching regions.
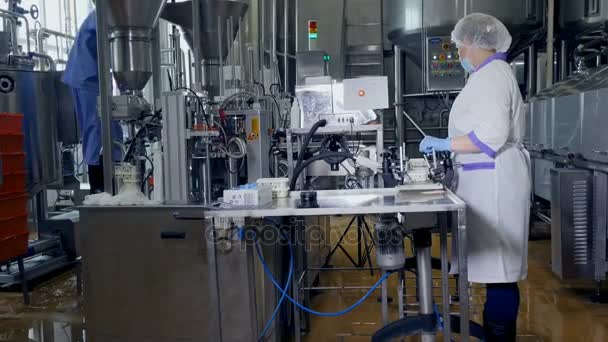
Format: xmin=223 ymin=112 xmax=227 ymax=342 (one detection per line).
xmin=323 ymin=55 xmax=331 ymax=61
xmin=309 ymin=33 xmax=318 ymax=40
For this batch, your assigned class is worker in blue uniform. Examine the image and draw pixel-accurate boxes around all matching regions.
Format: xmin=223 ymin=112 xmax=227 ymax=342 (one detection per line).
xmin=63 ymin=6 xmax=123 ymax=193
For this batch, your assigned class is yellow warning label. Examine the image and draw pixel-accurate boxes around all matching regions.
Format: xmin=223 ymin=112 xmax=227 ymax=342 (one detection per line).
xmin=249 ymin=117 xmax=260 ymax=141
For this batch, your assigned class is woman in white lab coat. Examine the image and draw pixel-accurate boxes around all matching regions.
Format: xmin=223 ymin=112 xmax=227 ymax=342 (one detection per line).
xmin=419 ymin=13 xmax=531 ymax=341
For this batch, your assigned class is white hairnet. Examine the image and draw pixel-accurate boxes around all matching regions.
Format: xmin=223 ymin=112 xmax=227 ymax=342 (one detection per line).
xmin=451 ymin=13 xmax=512 ymax=53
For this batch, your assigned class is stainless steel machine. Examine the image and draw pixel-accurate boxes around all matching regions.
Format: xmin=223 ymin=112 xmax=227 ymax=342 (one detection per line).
xmin=524 ymin=0 xmax=608 ymax=297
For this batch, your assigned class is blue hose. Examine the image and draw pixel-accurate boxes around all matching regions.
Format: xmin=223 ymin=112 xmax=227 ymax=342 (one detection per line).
xmin=255 ymin=239 xmax=392 ymax=318
xmin=257 ymin=235 xmax=294 ymax=341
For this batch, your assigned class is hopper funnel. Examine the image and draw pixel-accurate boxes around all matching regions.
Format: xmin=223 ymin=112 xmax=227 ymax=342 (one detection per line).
xmin=104 ymin=0 xmax=168 ymax=91
xmin=161 ymin=0 xmax=249 ymax=62
xmin=107 ymin=0 xmax=167 ymax=30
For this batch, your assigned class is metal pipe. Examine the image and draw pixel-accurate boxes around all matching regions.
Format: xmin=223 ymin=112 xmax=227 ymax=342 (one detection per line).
xmin=247 ymin=45 xmax=255 ymax=83
xmin=283 ymin=0 xmax=289 ymax=90
xmin=192 ymin=0 xmax=203 ymax=89
xmin=38 ymin=28 xmax=75 ymax=40
xmin=73 ymin=0 xmax=79 ymax=35
xmin=260 ymin=0 xmax=266 ymax=84
xmin=271 ymin=0 xmax=278 ymax=82
xmin=0 ymin=14 xmax=19 ymax=55
xmin=402 ymin=111 xmax=427 ymax=137
xmin=218 ymin=17 xmax=224 ymax=96
xmin=229 ymin=17 xmax=235 ymax=94
xmin=173 ymin=27 xmax=184 ymax=88
xmin=204 ymin=147 xmax=212 ymax=204
xmin=416 ymin=245 xmax=435 ymax=342
xmin=394 ymin=45 xmax=404 ymax=148
xmin=527 ymin=44 xmax=537 ymax=98
xmin=229 ymin=158 xmax=239 ymax=188
xmin=188 ymin=50 xmax=193 ymax=87
xmin=96 ymin=0 xmax=115 ymax=194
xmin=238 ymin=18 xmax=245 ymax=88
xmin=559 ymin=40 xmax=569 ymax=81
xmin=295 ymin=0 xmax=299 ymax=53
xmin=152 ymin=25 xmax=162 ymax=111
xmin=0 ymin=9 xmax=31 ymax=53
xmin=29 ymin=52 xmax=56 ymax=71
xmin=546 ymin=0 xmax=555 ymax=86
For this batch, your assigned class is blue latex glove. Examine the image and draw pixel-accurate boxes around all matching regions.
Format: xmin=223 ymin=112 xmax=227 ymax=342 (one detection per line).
xmin=419 ymin=136 xmax=452 ymax=154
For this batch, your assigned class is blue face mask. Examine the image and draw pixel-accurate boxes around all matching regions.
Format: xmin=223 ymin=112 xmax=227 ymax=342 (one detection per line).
xmin=460 ymin=57 xmax=476 ymax=73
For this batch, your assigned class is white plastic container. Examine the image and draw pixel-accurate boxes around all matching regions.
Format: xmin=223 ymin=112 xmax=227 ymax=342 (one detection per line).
xmin=223 ymin=186 xmax=273 ymax=206
xmin=256 ymin=178 xmax=290 ymax=198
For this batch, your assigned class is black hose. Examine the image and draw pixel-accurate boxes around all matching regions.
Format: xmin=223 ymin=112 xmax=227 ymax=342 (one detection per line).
xmin=289 ymin=151 xmax=354 ymax=191
xmin=173 ymin=86 xmax=211 ymax=128
xmin=294 ymin=119 xmax=327 ymax=173
xmin=371 ymin=314 xmax=436 ymax=342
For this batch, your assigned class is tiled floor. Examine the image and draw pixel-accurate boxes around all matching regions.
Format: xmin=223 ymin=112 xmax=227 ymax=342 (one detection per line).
xmin=1 ymin=223 xmax=607 ymax=341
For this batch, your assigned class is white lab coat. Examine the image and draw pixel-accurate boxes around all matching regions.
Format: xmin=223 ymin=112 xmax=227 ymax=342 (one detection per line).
xmin=448 ymin=59 xmax=532 ymax=284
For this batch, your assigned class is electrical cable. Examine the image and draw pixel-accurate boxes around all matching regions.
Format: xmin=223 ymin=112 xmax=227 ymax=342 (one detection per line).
xmin=293 ymin=119 xmax=327 ymax=176
xmin=254 ymin=233 xmax=392 ymax=318
xmin=269 ymin=83 xmax=281 ymax=96
xmin=123 ymin=110 xmax=161 ymax=163
xmin=174 ymin=86 xmax=211 ymax=128
xmin=219 ymin=91 xmax=258 ymax=110
xmin=254 ymin=82 xmax=266 ymax=95
xmin=141 ymin=154 xmax=154 ymax=193
xmin=219 ymin=137 xmax=247 ymax=159
xmin=289 ymin=151 xmax=354 ymax=191
xmin=167 ymin=69 xmax=174 ymax=91
xmin=265 ymin=94 xmax=283 ymax=129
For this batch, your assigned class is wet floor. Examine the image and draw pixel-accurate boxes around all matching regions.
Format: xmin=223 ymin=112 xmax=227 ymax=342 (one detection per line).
xmin=1 ymin=220 xmax=608 ymax=341
xmin=0 ymin=271 xmax=83 ymax=342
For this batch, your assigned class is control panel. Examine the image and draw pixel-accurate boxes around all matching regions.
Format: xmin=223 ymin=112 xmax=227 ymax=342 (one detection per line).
xmin=426 ymin=36 xmax=465 ymax=92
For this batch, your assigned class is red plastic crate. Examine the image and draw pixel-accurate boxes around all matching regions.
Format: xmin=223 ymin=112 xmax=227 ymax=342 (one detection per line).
xmin=0 ymin=215 xmax=28 ymax=241
xmin=0 ymin=194 xmax=28 ymax=219
xmin=0 ymin=134 xmax=24 ymax=154
xmin=0 ymin=113 xmax=24 ymax=135
xmin=0 ymin=233 xmax=29 ymax=261
xmin=0 ymin=172 xmax=26 ymax=195
xmin=1 ymin=153 xmax=26 ymax=174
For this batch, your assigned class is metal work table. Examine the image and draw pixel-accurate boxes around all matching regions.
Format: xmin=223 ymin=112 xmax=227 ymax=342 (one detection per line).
xmin=207 ymin=187 xmax=470 ymax=342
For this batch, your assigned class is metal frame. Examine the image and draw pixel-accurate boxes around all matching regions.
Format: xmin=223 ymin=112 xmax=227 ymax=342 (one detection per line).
xmin=206 ymin=187 xmax=470 ymax=341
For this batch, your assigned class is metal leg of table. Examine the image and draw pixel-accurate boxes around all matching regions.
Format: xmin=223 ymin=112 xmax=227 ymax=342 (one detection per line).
xmin=293 ymin=220 xmax=303 ymax=342
xmin=440 ymin=213 xmax=451 ymax=342
xmin=456 ymin=209 xmax=469 ymax=341
xmin=17 ymin=257 xmax=29 ymax=305
xmin=414 ymin=230 xmax=435 ymax=342
xmin=397 ymin=270 xmax=405 ymax=320
xmin=382 ymin=270 xmax=389 ymax=325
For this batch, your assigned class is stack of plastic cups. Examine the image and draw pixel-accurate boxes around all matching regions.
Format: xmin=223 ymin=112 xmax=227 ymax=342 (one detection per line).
xmin=0 ymin=113 xmax=28 ymax=261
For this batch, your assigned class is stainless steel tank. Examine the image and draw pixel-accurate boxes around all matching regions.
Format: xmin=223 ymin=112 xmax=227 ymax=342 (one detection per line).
xmin=385 ymin=0 xmax=544 ymax=94
xmin=106 ymin=0 xmax=168 ymax=92
xmin=0 ymin=68 xmax=63 ymax=193
xmin=560 ymin=0 xmax=608 ymax=33
xmin=161 ymin=0 xmax=249 ymax=97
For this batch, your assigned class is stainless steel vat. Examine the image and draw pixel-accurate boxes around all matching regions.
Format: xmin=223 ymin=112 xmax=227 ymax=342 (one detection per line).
xmin=0 ymin=68 xmax=63 ymax=193
xmin=385 ymin=0 xmax=544 ymax=94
